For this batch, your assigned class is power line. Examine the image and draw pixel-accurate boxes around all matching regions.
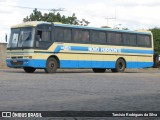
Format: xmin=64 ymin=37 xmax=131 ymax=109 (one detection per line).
xmin=0 ymin=3 xmax=64 ymax=12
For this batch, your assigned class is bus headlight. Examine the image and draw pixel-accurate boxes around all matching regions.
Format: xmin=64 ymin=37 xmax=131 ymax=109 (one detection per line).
xmin=24 ymin=61 xmax=29 ymax=64
xmin=6 ymin=56 xmax=11 ymax=59
xmin=23 ymin=56 xmax=32 ymax=59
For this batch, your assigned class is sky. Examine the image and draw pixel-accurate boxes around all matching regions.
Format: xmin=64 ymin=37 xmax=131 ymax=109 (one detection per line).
xmin=0 ymin=0 xmax=160 ymax=42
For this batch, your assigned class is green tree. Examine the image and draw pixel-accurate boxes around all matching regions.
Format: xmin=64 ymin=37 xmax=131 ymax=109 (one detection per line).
xmin=23 ymin=8 xmax=90 ymax=26
xmin=23 ymin=9 xmax=43 ymax=21
xmin=149 ymin=28 xmax=160 ymax=54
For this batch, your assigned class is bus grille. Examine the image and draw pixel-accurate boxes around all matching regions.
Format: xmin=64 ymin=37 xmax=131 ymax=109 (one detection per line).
xmin=11 ymin=61 xmax=23 ymax=66
xmin=11 ymin=56 xmax=23 ymax=59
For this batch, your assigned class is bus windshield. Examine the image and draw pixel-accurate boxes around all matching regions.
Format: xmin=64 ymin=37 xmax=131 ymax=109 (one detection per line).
xmin=8 ymin=27 xmax=35 ymax=49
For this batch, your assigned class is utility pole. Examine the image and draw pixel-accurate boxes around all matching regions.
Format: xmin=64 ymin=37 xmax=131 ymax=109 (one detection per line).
xmin=105 ymin=17 xmax=116 ymax=27
xmin=105 ymin=8 xmax=117 ymax=27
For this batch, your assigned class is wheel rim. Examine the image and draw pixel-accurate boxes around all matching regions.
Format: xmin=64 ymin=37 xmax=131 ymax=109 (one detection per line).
xmin=49 ymin=61 xmax=55 ymax=70
xmin=119 ymin=62 xmax=124 ymax=70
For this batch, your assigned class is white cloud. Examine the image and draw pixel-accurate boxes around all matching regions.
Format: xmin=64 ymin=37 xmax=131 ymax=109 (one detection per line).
xmin=69 ymin=1 xmax=160 ymax=29
xmin=101 ymin=0 xmax=160 ymax=7
xmin=0 ymin=0 xmax=22 ymax=42
xmin=116 ymin=5 xmax=160 ymax=29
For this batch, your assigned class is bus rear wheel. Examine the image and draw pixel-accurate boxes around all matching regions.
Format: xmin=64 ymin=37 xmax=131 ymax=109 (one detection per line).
xmin=92 ymin=68 xmax=106 ymax=73
xmin=45 ymin=57 xmax=58 ymax=73
xmin=111 ymin=58 xmax=126 ymax=72
xmin=23 ymin=67 xmax=36 ymax=73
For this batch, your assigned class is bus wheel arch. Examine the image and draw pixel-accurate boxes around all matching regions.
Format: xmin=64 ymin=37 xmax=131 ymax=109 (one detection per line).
xmin=111 ymin=57 xmax=126 ymax=72
xmin=44 ymin=55 xmax=60 ymax=73
xmin=118 ymin=57 xmax=126 ymax=68
xmin=47 ymin=55 xmax=60 ymax=68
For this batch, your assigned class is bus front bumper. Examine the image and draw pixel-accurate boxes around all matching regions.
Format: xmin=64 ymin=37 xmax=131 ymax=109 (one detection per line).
xmin=6 ymin=59 xmax=46 ymax=68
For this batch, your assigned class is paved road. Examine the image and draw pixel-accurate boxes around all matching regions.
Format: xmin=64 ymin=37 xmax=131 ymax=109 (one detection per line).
xmin=0 ymin=68 xmax=160 ymax=120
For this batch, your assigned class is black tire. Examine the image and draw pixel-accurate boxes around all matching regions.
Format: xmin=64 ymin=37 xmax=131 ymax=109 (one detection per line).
xmin=92 ymin=68 xmax=106 ymax=73
xmin=111 ymin=58 xmax=126 ymax=73
xmin=23 ymin=67 xmax=36 ymax=73
xmin=45 ymin=57 xmax=58 ymax=73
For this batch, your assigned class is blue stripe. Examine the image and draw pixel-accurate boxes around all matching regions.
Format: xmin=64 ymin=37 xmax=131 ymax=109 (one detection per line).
xmin=121 ymin=49 xmax=153 ymax=54
xmin=127 ymin=62 xmax=153 ymax=68
xmin=6 ymin=59 xmax=46 ymax=68
xmin=54 ymin=45 xmax=153 ymax=54
xmin=60 ymin=60 xmax=115 ymax=68
xmin=71 ymin=46 xmax=88 ymax=51
xmin=60 ymin=60 xmax=153 ymax=69
xmin=54 ymin=45 xmax=62 ymax=53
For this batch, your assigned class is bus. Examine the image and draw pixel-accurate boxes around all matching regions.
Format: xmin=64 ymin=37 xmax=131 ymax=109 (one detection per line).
xmin=6 ymin=21 xmax=154 ymax=73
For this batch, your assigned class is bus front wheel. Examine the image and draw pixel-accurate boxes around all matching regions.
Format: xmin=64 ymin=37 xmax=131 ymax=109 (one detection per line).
xmin=92 ymin=68 xmax=106 ymax=73
xmin=23 ymin=67 xmax=36 ymax=73
xmin=111 ymin=58 xmax=126 ymax=72
xmin=45 ymin=57 xmax=58 ymax=73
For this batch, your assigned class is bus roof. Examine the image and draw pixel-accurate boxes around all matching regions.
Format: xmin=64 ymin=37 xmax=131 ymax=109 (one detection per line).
xmin=11 ymin=21 xmax=51 ymax=28
xmin=11 ymin=21 xmax=152 ymax=35
xmin=54 ymin=23 xmax=152 ymax=35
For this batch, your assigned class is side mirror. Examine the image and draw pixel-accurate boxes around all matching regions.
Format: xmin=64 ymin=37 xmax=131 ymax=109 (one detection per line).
xmin=5 ymin=34 xmax=7 ymax=42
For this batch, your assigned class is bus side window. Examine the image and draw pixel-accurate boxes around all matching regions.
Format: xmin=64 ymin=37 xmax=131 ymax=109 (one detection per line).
xmin=123 ymin=33 xmax=136 ymax=46
xmin=81 ymin=30 xmax=89 ymax=43
xmin=91 ymin=31 xmax=106 ymax=44
xmin=55 ymin=27 xmax=63 ymax=42
xmin=36 ymin=26 xmax=51 ymax=49
xmin=64 ymin=29 xmax=71 ymax=42
xmin=54 ymin=27 xmax=72 ymax=42
xmin=72 ymin=29 xmax=89 ymax=43
xmin=36 ymin=30 xmax=43 ymax=47
xmin=73 ymin=29 xmax=80 ymax=43
xmin=107 ymin=32 xmax=122 ymax=45
xmin=37 ymin=31 xmax=42 ymax=40
xmin=137 ymin=35 xmax=151 ymax=47
xmin=42 ymin=31 xmax=51 ymax=41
